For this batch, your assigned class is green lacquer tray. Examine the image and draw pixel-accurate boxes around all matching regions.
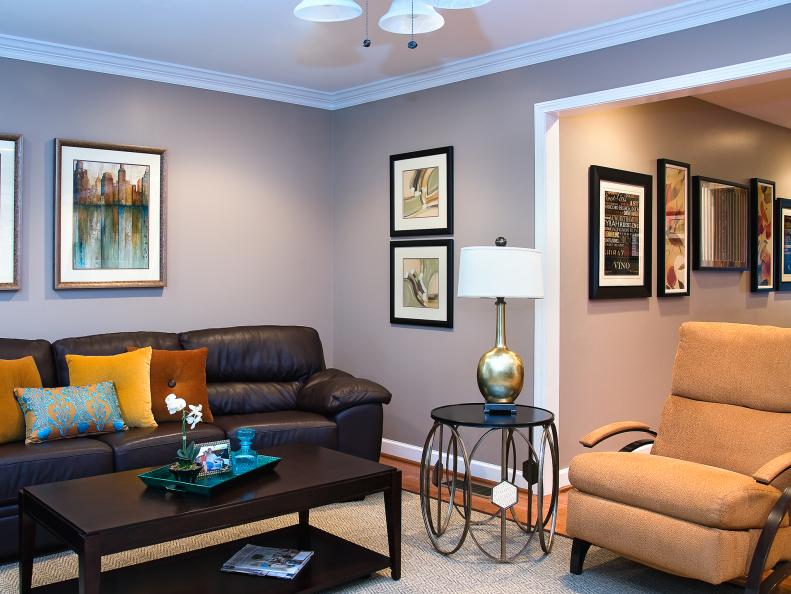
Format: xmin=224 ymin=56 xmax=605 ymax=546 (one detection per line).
xmin=138 ymin=455 xmax=281 ymax=496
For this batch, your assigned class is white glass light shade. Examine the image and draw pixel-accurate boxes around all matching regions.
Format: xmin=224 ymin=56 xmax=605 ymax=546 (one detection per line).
xmin=379 ymin=0 xmax=445 ymax=34
xmin=428 ymin=0 xmax=492 ymax=8
xmin=457 ymin=246 xmax=544 ymax=299
xmin=294 ymin=0 xmax=362 ymax=22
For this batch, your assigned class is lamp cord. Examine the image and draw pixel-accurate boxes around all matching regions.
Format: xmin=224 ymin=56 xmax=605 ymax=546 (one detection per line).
xmin=363 ymin=0 xmax=370 ymax=47
xmin=408 ymin=0 xmax=418 ymax=49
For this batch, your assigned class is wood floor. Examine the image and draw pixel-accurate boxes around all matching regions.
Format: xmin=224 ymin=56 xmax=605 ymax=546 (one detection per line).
xmin=380 ymin=454 xmax=791 ymax=593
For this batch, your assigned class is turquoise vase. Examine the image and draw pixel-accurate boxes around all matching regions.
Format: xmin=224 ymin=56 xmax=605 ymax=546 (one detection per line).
xmin=233 ymin=427 xmax=257 ymax=472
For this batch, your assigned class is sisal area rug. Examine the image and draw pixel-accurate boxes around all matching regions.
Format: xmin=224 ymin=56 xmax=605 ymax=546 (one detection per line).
xmin=0 ymin=492 xmax=742 ymax=593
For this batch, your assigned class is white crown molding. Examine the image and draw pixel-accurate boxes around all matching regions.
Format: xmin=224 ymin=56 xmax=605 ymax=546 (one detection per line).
xmin=0 ymin=34 xmax=336 ymax=110
xmin=331 ymin=0 xmax=791 ymax=109
xmin=0 ymin=0 xmax=787 ymax=110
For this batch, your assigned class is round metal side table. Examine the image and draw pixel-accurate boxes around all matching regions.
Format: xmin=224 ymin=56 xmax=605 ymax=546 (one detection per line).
xmin=419 ymin=403 xmax=559 ymax=562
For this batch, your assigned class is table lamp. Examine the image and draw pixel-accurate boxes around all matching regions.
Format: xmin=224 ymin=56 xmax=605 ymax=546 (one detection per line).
xmin=457 ymin=237 xmax=544 ymax=415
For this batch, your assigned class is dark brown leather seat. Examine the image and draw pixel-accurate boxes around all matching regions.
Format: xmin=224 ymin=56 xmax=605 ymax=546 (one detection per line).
xmin=95 ymin=423 xmax=226 ymax=471
xmin=214 ymin=411 xmax=337 ymax=451
xmin=0 ymin=326 xmax=391 ymax=561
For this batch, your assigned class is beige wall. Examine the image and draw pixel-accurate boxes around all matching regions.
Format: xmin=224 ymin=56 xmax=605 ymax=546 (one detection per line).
xmin=559 ymin=97 xmax=791 ymax=466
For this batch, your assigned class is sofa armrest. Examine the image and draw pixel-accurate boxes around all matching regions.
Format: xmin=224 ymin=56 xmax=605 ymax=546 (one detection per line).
xmin=297 ymin=369 xmax=391 ymax=415
xmin=753 ymin=452 xmax=791 ymax=485
xmin=579 ymin=421 xmax=656 ymax=448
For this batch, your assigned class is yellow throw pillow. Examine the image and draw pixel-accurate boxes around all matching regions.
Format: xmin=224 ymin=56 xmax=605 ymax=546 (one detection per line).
xmin=66 ymin=347 xmax=157 ymax=428
xmin=0 ymin=357 xmax=42 ymax=444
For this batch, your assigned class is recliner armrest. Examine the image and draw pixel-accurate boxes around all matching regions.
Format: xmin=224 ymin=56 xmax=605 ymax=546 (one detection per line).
xmin=753 ymin=452 xmax=791 ymax=485
xmin=297 ymin=369 xmax=391 ymax=415
xmin=579 ymin=421 xmax=656 ymax=448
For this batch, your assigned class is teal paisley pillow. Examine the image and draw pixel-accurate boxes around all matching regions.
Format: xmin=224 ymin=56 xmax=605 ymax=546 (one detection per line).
xmin=14 ymin=382 xmax=128 ymax=445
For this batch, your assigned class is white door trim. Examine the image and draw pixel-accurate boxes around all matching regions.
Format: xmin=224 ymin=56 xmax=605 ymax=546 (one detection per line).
xmin=532 ymin=52 xmax=791 ymax=451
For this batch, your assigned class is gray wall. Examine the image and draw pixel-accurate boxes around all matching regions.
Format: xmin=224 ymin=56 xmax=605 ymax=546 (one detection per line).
xmin=560 ymin=97 xmax=791 ymax=467
xmin=330 ymin=5 xmax=791 ymax=462
xmin=0 ymin=59 xmax=335 ymax=362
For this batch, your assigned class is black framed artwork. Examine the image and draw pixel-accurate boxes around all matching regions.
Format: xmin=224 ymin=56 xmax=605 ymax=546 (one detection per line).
xmin=750 ymin=178 xmax=776 ymax=292
xmin=0 ymin=134 xmax=22 ymax=290
xmin=775 ymin=198 xmax=791 ymax=292
xmin=692 ymin=176 xmax=749 ymax=271
xmin=588 ymin=165 xmax=652 ymax=299
xmin=390 ymin=146 xmax=453 ymax=237
xmin=657 ymin=159 xmax=691 ymax=297
xmin=390 ymin=239 xmax=453 ymax=328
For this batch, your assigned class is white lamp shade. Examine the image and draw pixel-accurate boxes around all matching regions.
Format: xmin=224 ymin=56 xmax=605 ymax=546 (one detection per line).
xmin=457 ymin=246 xmax=544 ymax=299
xmin=294 ymin=0 xmax=362 ymax=22
xmin=428 ymin=0 xmax=492 ymax=8
xmin=379 ymin=0 xmax=445 ymax=34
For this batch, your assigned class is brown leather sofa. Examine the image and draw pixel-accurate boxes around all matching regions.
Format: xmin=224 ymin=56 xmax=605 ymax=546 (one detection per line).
xmin=0 ymin=325 xmax=391 ymax=559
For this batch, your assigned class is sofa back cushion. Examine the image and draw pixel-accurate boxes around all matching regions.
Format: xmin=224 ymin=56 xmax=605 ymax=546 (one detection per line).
xmin=0 ymin=338 xmax=57 ymax=387
xmin=179 ymin=326 xmax=325 ymax=383
xmin=207 ymin=382 xmax=302 ymax=415
xmin=52 ymin=331 xmax=181 ymax=385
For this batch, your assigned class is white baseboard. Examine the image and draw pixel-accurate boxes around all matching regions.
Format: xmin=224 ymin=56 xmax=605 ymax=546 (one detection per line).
xmin=381 ymin=438 xmax=570 ymax=492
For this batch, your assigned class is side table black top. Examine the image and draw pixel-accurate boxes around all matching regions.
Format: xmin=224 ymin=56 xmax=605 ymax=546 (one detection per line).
xmin=430 ymin=403 xmax=554 ymax=429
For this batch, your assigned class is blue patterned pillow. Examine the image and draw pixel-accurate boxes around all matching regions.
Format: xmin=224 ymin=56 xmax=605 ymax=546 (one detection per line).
xmin=14 ymin=382 xmax=128 ymax=445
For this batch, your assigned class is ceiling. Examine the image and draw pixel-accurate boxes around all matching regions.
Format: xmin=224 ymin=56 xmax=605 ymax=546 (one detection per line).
xmin=696 ymin=76 xmax=791 ymax=130
xmin=0 ymin=0 xmax=723 ymax=92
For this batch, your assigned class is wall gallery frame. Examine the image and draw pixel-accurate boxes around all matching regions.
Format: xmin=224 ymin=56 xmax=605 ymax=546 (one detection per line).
xmin=750 ymin=178 xmax=776 ymax=292
xmin=693 ymin=176 xmax=748 ymax=271
xmin=390 ymin=146 xmax=453 ymax=237
xmin=0 ymin=134 xmax=22 ymax=291
xmin=657 ymin=159 xmax=691 ymax=297
xmin=390 ymin=239 xmax=453 ymax=328
xmin=55 ymin=139 xmax=167 ymax=289
xmin=588 ymin=165 xmax=652 ymax=299
xmin=775 ymin=198 xmax=791 ymax=292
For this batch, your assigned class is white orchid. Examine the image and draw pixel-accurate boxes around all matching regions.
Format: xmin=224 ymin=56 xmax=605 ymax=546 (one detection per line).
xmin=185 ymin=404 xmax=203 ymax=429
xmin=165 ymin=393 xmax=187 ymax=415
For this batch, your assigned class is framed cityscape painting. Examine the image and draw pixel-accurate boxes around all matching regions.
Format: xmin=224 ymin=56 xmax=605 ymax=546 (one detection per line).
xmin=55 ymin=139 xmax=166 ymax=289
xmin=390 ymin=239 xmax=453 ymax=328
xmin=750 ymin=178 xmax=775 ymax=292
xmin=390 ymin=146 xmax=453 ymax=237
xmin=588 ymin=165 xmax=652 ymax=299
xmin=0 ymin=134 xmax=22 ymax=290
xmin=775 ymin=198 xmax=791 ymax=292
xmin=657 ymin=159 xmax=691 ymax=297
xmin=693 ymin=176 xmax=748 ymax=271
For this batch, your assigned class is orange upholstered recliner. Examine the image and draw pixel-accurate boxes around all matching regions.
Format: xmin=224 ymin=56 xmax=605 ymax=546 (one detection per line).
xmin=567 ymin=322 xmax=791 ymax=593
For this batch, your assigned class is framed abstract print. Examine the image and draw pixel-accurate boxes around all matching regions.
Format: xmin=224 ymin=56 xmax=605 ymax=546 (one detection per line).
xmin=55 ymin=139 xmax=166 ymax=289
xmin=750 ymin=178 xmax=775 ymax=292
xmin=657 ymin=159 xmax=691 ymax=297
xmin=775 ymin=198 xmax=791 ymax=292
xmin=0 ymin=134 xmax=21 ymax=290
xmin=390 ymin=146 xmax=453 ymax=237
xmin=588 ymin=165 xmax=652 ymax=299
xmin=693 ymin=176 xmax=748 ymax=271
xmin=390 ymin=239 xmax=453 ymax=328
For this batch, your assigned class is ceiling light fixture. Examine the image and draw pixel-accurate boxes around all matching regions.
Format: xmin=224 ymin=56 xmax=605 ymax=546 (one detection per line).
xmin=293 ymin=0 xmax=362 ymax=23
xmin=427 ymin=0 xmax=492 ymax=8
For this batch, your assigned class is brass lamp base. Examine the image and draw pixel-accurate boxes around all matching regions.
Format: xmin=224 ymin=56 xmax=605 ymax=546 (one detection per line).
xmin=477 ymin=298 xmax=524 ymax=405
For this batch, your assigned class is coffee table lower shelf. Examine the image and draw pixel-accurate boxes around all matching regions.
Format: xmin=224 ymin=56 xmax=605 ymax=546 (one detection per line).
xmin=30 ymin=525 xmax=391 ymax=594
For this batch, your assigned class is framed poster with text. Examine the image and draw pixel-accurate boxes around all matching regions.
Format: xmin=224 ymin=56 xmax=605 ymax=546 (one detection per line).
xmin=589 ymin=165 xmax=652 ymax=299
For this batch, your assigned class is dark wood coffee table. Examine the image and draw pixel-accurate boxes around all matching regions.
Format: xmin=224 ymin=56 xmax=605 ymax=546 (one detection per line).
xmin=18 ymin=444 xmax=401 ymax=594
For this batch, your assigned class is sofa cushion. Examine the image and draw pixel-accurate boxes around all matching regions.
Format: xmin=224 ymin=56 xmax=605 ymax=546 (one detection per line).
xmin=95 ymin=422 xmax=225 ymax=471
xmin=0 ymin=356 xmax=42 ymax=444
xmin=569 ymin=451 xmax=783 ymax=530
xmin=214 ymin=411 xmax=336 ymax=451
xmin=0 ymin=438 xmax=113 ymax=506
xmin=179 ymin=326 xmax=325 ymax=383
xmin=208 ymin=381 xmax=301 ymax=415
xmin=52 ymin=331 xmax=181 ymax=385
xmin=0 ymin=338 xmax=57 ymax=387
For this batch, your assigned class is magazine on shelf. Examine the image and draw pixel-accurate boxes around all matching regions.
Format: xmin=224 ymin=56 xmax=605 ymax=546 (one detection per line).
xmin=222 ymin=544 xmax=314 ymax=580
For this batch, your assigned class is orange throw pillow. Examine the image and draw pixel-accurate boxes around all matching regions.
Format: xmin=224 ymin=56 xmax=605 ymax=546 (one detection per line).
xmin=0 ymin=356 xmax=43 ymax=444
xmin=128 ymin=347 xmax=213 ymax=424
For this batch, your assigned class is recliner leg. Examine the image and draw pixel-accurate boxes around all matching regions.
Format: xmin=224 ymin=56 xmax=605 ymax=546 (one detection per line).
xmin=570 ymin=538 xmax=592 ymax=575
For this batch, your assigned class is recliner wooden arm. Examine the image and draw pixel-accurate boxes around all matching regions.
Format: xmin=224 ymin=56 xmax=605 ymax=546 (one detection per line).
xmin=579 ymin=421 xmax=657 ymax=448
xmin=753 ymin=452 xmax=791 ymax=485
